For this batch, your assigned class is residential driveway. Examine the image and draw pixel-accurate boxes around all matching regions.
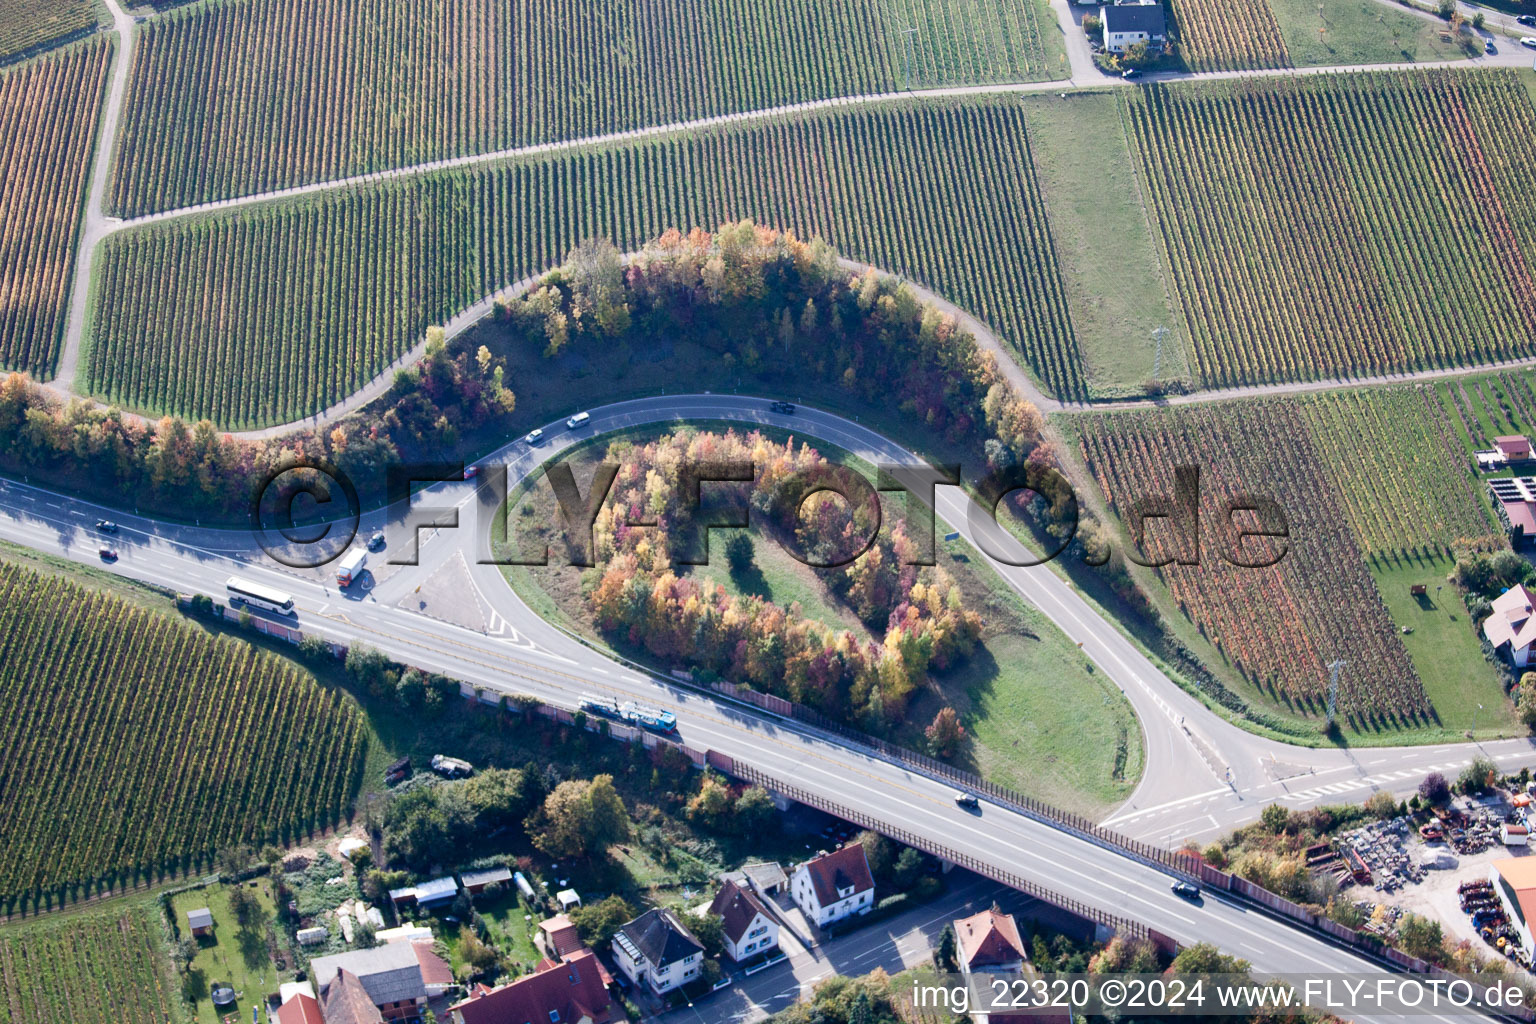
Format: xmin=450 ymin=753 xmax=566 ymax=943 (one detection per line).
xmin=659 ymin=873 xmax=1048 ymax=1024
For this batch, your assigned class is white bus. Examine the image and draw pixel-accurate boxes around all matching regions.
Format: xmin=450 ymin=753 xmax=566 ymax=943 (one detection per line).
xmin=226 ymin=576 xmax=296 ymax=615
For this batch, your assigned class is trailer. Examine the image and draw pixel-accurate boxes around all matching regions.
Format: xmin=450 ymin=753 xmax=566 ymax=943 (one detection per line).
xmin=621 ymin=701 xmax=677 ymax=733
xmin=430 ymin=754 xmax=473 ymax=778
xmin=579 ymin=694 xmax=621 ymax=719
xmin=335 ymin=547 xmax=367 ymax=587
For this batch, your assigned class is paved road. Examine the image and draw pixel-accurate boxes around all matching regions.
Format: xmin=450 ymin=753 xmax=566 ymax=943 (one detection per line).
xmin=2 ymin=395 xmax=1533 ymax=1017
xmin=4 ymin=392 xmax=1532 ymax=843
xmin=54 ymin=0 xmax=133 ymax=391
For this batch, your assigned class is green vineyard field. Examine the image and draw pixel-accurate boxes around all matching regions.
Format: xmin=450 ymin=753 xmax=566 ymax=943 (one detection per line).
xmin=108 ymin=0 xmax=1060 ymax=216
xmin=0 ymin=0 xmax=101 ymax=63
xmin=88 ymin=99 xmax=1081 ymax=427
xmin=0 ymin=562 xmax=367 ymax=912
xmin=1075 ymin=401 xmax=1430 ymax=728
xmin=1126 ymin=70 xmax=1536 ymax=389
xmin=0 ymin=38 xmax=109 ymax=376
xmin=0 ymin=906 xmax=176 ymax=1023
xmin=1300 ymin=386 xmax=1500 ymax=561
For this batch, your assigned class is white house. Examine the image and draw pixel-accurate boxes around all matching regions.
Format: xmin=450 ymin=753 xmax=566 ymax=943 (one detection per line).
xmin=611 ymin=908 xmax=704 ymax=994
xmin=709 ymin=879 xmax=779 ymax=961
xmin=1102 ymin=0 xmax=1167 ymax=53
xmin=791 ymin=845 xmax=875 ymax=928
xmin=953 ymin=908 xmax=1070 ymax=1023
xmin=954 ymin=908 xmax=1027 ymax=977
xmin=1483 ymin=584 xmax=1536 ymax=668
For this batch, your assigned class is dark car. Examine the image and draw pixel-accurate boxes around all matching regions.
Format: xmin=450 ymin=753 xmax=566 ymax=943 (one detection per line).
xmin=98 ymin=546 xmax=118 ymax=561
xmin=367 ymin=530 xmax=386 ymax=551
xmin=954 ymin=791 xmax=980 ymax=810
xmin=1519 ymin=14 xmax=1536 ymax=26
xmin=1122 ymin=67 xmax=1142 ymax=79
xmin=770 ymin=400 xmax=797 ymax=415
xmin=1171 ymin=880 xmax=1201 ymax=900
xmin=96 ymin=519 xmax=118 ymax=533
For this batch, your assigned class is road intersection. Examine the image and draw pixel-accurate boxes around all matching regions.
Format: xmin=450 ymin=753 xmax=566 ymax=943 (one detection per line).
xmin=3 ymin=394 xmax=1534 ymax=1016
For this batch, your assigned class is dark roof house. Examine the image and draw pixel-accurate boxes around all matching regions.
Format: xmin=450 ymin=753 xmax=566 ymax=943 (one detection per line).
xmin=710 ymin=879 xmax=770 ymax=946
xmin=318 ymin=968 xmax=386 ymax=1024
xmin=1103 ymin=1 xmax=1167 ymax=37
xmin=616 ymin=908 xmax=704 ymax=968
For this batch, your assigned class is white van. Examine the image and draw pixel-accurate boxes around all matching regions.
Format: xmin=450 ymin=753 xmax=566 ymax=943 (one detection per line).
xmin=566 ymin=411 xmax=591 ymax=429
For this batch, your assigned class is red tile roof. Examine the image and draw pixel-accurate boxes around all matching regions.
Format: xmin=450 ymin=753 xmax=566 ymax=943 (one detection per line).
xmin=538 ymin=914 xmax=584 ymax=958
xmin=275 ymin=993 xmax=324 ymax=1024
xmin=954 ymin=909 xmax=1026 ymax=971
xmin=801 ymin=845 xmax=874 ymax=908
xmin=412 ymin=941 xmax=454 ymax=988
xmin=449 ymin=949 xmax=614 ymax=1024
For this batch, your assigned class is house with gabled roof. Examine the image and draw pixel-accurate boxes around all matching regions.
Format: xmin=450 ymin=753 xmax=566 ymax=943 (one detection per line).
xmin=447 ymin=949 xmax=615 ymax=1024
xmin=611 ymin=908 xmax=704 ymax=994
xmin=1102 ymin=0 xmax=1167 ymax=53
xmin=1483 ymin=584 xmax=1536 ymax=668
xmin=953 ymin=908 xmax=1070 ymax=1023
xmin=791 ymin=844 xmax=875 ymax=928
xmin=318 ymin=968 xmax=386 ymax=1024
xmin=311 ymin=940 xmax=451 ymax=1020
xmin=275 ymin=991 xmax=324 ymax=1024
xmin=708 ymin=879 xmax=779 ymax=961
xmin=954 ymin=908 xmax=1027 ymax=974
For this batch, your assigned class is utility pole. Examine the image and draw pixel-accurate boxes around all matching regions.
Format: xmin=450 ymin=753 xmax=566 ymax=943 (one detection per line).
xmin=1473 ymin=702 xmax=1484 ymax=737
xmin=898 ymin=25 xmax=918 ymax=90
xmin=1325 ymin=659 xmax=1347 ymax=727
xmin=1151 ymin=325 xmax=1170 ymax=380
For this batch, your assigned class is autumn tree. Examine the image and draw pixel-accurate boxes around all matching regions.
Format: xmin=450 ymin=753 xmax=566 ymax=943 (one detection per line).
xmin=528 ymin=775 xmax=631 ymax=859
xmin=1519 ymin=673 xmax=1536 ymax=731
xmin=925 ymin=707 xmax=966 ymax=758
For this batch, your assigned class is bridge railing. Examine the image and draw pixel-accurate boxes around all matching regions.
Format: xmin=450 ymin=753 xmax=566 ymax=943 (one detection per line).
xmin=728 ymin=761 xmax=1149 ymax=942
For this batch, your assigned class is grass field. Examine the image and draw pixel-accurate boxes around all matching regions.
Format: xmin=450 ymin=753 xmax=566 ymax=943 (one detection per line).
xmin=1169 ymin=0 xmax=1475 ymax=71
xmin=170 ymin=881 xmax=286 ymax=1024
xmin=1021 ymin=92 xmax=1187 ymax=396
xmin=1127 ymin=69 xmax=1536 ymax=390
xmin=108 ymin=0 xmax=1063 ymax=216
xmin=689 ymin=531 xmax=873 ymax=636
xmin=0 ymin=38 xmax=110 ymax=375
xmin=0 ymin=558 xmax=367 ymax=913
xmin=0 ymin=0 xmax=101 ymax=63
xmin=0 ymin=902 xmax=177 ymax=1023
xmin=1369 ymin=555 xmax=1513 ymax=736
xmin=1269 ymin=0 xmax=1478 ymax=65
xmin=88 ymin=97 xmax=1082 ymax=427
